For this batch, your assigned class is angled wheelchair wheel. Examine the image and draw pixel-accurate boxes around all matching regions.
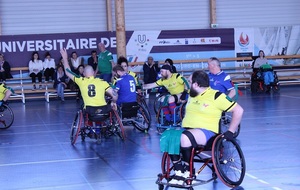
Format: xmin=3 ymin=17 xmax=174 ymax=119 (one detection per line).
xmin=161 ymin=152 xmax=174 ymax=180
xmin=0 ymin=104 xmax=14 ymax=129
xmin=110 ymin=109 xmax=126 ymax=140
xmin=132 ymin=103 xmax=151 ymax=132
xmin=179 ymin=101 xmax=187 ymax=121
xmin=219 ymin=113 xmax=240 ymax=138
xmin=156 ymin=107 xmax=167 ymax=134
xmin=154 ymin=93 xmax=168 ymax=115
xmin=70 ymin=110 xmax=83 ymax=145
xmin=212 ymin=135 xmax=246 ymax=188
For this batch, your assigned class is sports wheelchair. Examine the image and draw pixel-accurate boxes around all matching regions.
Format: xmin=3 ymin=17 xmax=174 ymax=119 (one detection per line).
xmin=155 ymin=93 xmax=187 ymax=134
xmin=251 ymin=67 xmax=280 ymax=93
xmin=156 ymin=134 xmax=246 ymax=190
xmin=118 ymin=101 xmax=151 ymax=133
xmin=0 ymin=103 xmax=14 ymax=129
xmin=70 ymin=104 xmax=125 ymax=145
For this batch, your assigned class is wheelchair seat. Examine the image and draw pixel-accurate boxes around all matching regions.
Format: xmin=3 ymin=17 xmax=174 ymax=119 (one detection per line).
xmin=85 ymin=105 xmax=111 ymax=122
xmin=121 ymin=102 xmax=140 ymax=118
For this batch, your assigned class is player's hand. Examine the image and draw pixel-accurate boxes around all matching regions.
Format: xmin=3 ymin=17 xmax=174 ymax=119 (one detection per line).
xmin=223 ymin=131 xmax=234 ymax=141
xmin=111 ymin=102 xmax=117 ymax=110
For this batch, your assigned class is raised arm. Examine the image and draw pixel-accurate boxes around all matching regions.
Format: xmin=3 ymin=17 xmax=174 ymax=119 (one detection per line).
xmin=60 ymin=48 xmax=74 ymax=80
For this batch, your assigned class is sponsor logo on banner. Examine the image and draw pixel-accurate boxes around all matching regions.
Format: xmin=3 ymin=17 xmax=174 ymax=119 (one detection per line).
xmin=234 ymin=28 xmax=254 ymax=67
xmin=238 ymin=32 xmax=249 ymax=47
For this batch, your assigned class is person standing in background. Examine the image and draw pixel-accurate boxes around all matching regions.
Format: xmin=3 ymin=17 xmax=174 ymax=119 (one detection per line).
xmin=97 ymin=43 xmax=115 ymax=83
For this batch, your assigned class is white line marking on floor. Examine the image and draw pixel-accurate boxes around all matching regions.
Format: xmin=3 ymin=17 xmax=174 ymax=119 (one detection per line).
xmin=0 ymin=157 xmax=99 ymax=167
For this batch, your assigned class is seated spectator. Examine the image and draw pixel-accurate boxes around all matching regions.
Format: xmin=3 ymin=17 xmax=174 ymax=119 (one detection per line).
xmin=87 ymin=50 xmax=98 ymax=73
xmin=53 ymin=66 xmax=69 ymax=102
xmin=69 ymin=51 xmax=84 ymax=75
xmin=253 ymin=50 xmax=268 ymax=69
xmin=164 ymin=58 xmax=177 ymax=73
xmin=29 ymin=51 xmax=44 ymax=90
xmin=0 ymin=53 xmax=13 ymax=83
xmin=43 ymin=52 xmax=56 ymax=83
xmin=260 ymin=63 xmax=275 ymax=92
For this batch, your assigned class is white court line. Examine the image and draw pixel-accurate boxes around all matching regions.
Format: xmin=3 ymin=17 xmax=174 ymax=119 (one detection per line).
xmin=280 ymin=95 xmax=300 ymax=99
xmin=0 ymin=157 xmax=99 ymax=167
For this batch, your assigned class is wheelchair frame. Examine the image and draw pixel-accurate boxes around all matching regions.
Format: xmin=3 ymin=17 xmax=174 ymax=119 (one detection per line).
xmin=156 ymin=135 xmax=246 ymax=190
xmin=0 ymin=103 xmax=14 ymax=129
xmin=70 ymin=108 xmax=125 ymax=145
xmin=118 ymin=101 xmax=151 ymax=133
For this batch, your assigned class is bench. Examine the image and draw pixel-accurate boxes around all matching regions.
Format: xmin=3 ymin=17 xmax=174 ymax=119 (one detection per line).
xmin=7 ymin=67 xmax=78 ymax=103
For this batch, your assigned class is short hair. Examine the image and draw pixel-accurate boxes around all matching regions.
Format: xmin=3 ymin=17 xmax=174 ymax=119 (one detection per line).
xmin=209 ymin=57 xmax=221 ymax=67
xmin=117 ymin=56 xmax=128 ymax=66
xmin=113 ymin=65 xmax=125 ymax=73
xmin=165 ymin=58 xmax=174 ymax=66
xmin=91 ymin=50 xmax=97 ymax=54
xmin=192 ymin=70 xmax=209 ymax=87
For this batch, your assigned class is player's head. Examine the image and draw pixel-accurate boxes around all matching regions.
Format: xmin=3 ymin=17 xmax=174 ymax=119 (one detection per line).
xmin=208 ymin=57 xmax=221 ymax=73
xmin=84 ymin=65 xmax=94 ymax=77
xmin=189 ymin=70 xmax=209 ymax=97
xmin=117 ymin=56 xmax=129 ymax=72
xmin=113 ymin=65 xmax=125 ymax=78
xmin=160 ymin=65 xmax=172 ymax=79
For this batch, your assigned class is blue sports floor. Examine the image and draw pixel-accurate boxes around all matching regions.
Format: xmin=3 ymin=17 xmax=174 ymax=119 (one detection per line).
xmin=0 ymin=86 xmax=299 ymax=190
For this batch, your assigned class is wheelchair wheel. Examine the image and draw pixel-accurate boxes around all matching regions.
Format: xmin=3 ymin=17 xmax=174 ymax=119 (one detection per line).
xmin=0 ymin=104 xmax=14 ymax=129
xmin=132 ymin=103 xmax=151 ymax=133
xmin=70 ymin=110 xmax=83 ymax=145
xmin=212 ymin=135 xmax=246 ymax=188
xmin=154 ymin=93 xmax=169 ymax=115
xmin=161 ymin=152 xmax=174 ymax=180
xmin=179 ymin=101 xmax=187 ymax=121
xmin=156 ymin=107 xmax=167 ymax=134
xmin=110 ymin=109 xmax=126 ymax=140
xmin=219 ymin=113 xmax=240 ymax=138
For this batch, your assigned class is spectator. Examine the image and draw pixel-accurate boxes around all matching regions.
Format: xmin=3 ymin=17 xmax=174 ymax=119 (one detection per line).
xmin=0 ymin=53 xmax=13 ymax=83
xmin=53 ymin=66 xmax=69 ymax=102
xmin=164 ymin=58 xmax=177 ymax=73
xmin=208 ymin=57 xmax=236 ymax=99
xmin=143 ymin=56 xmax=160 ymax=98
xmin=43 ymin=52 xmax=55 ymax=83
xmin=253 ymin=50 xmax=268 ymax=69
xmin=28 ymin=51 xmax=43 ymax=90
xmin=97 ymin=43 xmax=115 ymax=83
xmin=69 ymin=51 xmax=84 ymax=75
xmin=87 ymin=50 xmax=98 ymax=72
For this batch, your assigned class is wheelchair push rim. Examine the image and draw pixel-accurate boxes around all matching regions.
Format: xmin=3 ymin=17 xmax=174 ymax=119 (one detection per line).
xmin=70 ymin=110 xmax=82 ymax=145
xmin=212 ymin=134 xmax=246 ymax=188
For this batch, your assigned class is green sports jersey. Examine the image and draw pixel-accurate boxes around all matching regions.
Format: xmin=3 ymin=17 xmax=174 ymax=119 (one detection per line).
xmin=98 ymin=50 xmax=113 ymax=74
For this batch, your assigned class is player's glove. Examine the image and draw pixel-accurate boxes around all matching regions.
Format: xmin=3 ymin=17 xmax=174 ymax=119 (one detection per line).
xmin=223 ymin=131 xmax=234 ymax=141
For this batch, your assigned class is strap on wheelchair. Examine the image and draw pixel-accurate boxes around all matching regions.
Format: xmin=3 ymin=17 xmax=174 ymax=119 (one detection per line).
xmin=182 ymin=130 xmax=198 ymax=148
xmin=162 ymin=95 xmax=170 ymax=107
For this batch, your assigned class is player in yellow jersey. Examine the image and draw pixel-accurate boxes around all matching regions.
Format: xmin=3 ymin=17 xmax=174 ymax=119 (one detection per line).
xmin=165 ymin=70 xmax=244 ymax=185
xmin=60 ymin=48 xmax=117 ymax=113
xmin=143 ymin=64 xmax=189 ymax=124
xmin=0 ymin=83 xmax=12 ymax=106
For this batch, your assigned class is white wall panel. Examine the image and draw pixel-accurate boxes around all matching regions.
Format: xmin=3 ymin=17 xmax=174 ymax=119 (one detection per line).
xmin=216 ymin=0 xmax=300 ymax=28
xmin=0 ymin=0 xmax=107 ymax=35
